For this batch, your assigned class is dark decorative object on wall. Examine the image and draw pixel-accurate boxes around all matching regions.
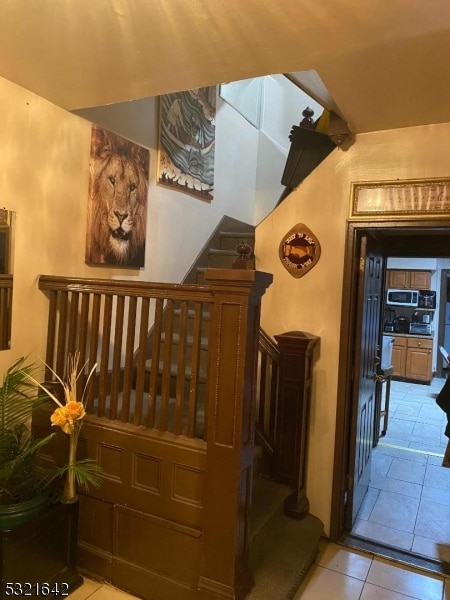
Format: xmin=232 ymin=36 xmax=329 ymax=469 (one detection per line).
xmin=277 ymin=107 xmax=337 ymax=205
xmin=157 ymin=87 xmax=216 ymax=201
xmin=85 ymin=125 xmax=150 ymax=268
xmin=279 ymin=223 xmax=321 ymax=278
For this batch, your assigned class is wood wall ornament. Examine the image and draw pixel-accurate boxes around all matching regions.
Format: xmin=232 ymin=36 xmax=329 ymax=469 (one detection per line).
xmin=279 ymin=224 xmax=321 ymax=278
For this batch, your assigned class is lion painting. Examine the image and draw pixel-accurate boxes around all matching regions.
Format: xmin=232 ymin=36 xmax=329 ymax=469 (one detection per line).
xmin=85 ymin=125 xmax=150 ymax=267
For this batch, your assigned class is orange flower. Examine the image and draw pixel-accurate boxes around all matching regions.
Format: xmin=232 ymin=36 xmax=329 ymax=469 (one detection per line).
xmin=65 ymin=401 xmax=86 ymax=421
xmin=50 ymin=406 xmax=73 ymax=434
xmin=50 ymin=401 xmax=85 ymax=434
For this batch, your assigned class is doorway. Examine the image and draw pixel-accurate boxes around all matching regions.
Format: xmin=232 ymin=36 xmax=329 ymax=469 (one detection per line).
xmin=331 ymin=219 xmax=450 ymax=574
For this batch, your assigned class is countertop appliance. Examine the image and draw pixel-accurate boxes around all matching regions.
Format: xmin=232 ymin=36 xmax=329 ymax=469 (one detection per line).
xmin=393 ymin=316 xmax=410 ymax=333
xmin=418 ymin=290 xmax=436 ymax=309
xmin=384 ymin=308 xmax=396 ymax=332
xmin=386 ymin=289 xmax=419 ymax=307
xmin=412 ymin=310 xmax=432 ymax=325
xmin=409 ymin=322 xmax=432 ymax=335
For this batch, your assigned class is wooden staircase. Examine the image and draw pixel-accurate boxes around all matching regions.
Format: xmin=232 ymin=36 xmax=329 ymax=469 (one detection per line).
xmin=142 ymin=217 xmax=324 ymax=599
xmin=142 ymin=217 xmax=256 ymax=432
xmin=37 ymin=215 xmax=322 ymax=599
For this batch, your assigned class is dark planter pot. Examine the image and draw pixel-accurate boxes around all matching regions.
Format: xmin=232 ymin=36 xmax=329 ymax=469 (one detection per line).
xmin=0 ymin=494 xmax=50 ymax=531
xmin=0 ymin=500 xmax=83 ymax=599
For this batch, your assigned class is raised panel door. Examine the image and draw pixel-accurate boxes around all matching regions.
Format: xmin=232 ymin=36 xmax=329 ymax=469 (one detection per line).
xmin=387 ymin=270 xmax=409 ymax=288
xmin=405 ymin=347 xmax=432 ymax=381
xmin=410 ymin=271 xmax=431 ymax=289
xmin=391 ymin=344 xmax=406 ymax=377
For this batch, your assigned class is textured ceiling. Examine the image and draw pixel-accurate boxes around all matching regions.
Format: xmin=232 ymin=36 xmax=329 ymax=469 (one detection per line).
xmin=1 ymin=0 xmax=450 ymax=134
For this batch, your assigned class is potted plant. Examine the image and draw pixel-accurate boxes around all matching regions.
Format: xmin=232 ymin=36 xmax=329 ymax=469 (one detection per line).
xmin=0 ymin=357 xmax=55 ymax=529
xmin=0 ymin=353 xmax=101 ymax=595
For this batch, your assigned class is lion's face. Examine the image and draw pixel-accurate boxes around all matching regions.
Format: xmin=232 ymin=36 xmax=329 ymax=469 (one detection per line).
xmin=86 ymin=128 xmax=149 ymax=267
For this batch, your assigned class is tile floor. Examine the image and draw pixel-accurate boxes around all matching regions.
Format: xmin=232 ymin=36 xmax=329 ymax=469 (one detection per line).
xmin=353 ymin=376 xmax=450 ymax=563
xmin=294 ymin=541 xmax=449 ymax=600
xmin=70 ymin=542 xmax=450 ymax=600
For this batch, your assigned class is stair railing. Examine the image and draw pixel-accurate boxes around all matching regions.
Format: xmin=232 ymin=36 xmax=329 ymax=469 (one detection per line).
xmin=256 ymin=329 xmax=320 ymax=520
xmin=38 ymin=269 xmax=273 ymax=600
xmin=255 ymin=329 xmax=280 ymax=465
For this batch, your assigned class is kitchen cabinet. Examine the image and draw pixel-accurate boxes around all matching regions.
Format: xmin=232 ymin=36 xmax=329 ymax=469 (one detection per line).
xmin=391 ymin=334 xmax=432 ymax=382
xmin=391 ymin=336 xmax=407 ymax=378
xmin=386 ymin=270 xmax=432 ymax=290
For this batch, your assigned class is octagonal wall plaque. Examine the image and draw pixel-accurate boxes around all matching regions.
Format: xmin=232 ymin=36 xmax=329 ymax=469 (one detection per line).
xmin=279 ymin=223 xmax=321 ymax=278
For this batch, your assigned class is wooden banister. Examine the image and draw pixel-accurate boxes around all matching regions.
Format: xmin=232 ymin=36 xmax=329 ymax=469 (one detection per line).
xmin=38 ymin=270 xmax=273 ymax=600
xmin=199 ymin=269 xmax=272 ymax=600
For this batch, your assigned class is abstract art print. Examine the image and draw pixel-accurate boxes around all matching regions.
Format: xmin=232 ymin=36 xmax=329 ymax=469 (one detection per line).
xmin=157 ymin=87 xmax=216 ymax=201
xmin=85 ymin=125 xmax=150 ymax=267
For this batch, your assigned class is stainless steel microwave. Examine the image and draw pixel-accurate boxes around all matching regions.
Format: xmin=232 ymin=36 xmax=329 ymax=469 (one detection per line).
xmin=386 ymin=289 xmax=419 ymax=307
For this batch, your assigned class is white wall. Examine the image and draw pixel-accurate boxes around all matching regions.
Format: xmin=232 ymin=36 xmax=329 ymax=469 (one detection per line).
xmin=256 ymin=121 xmax=450 ymax=535
xmin=387 ymin=258 xmax=438 ymax=270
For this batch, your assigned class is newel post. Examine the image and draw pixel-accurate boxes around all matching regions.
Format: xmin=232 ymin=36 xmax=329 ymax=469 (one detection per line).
xmin=199 ymin=268 xmax=272 ymax=600
xmin=274 ymin=331 xmax=319 ymax=520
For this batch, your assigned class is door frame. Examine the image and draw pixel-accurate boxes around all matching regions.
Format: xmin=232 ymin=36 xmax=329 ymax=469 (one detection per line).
xmin=437 ymin=269 xmax=450 ymax=378
xmin=330 ymin=217 xmax=450 ymax=542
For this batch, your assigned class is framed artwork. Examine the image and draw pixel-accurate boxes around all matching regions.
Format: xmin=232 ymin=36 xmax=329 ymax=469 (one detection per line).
xmin=85 ymin=125 xmax=150 ymax=267
xmin=350 ymin=178 xmax=450 ymax=220
xmin=279 ymin=223 xmax=321 ymax=278
xmin=157 ymin=87 xmax=216 ymax=201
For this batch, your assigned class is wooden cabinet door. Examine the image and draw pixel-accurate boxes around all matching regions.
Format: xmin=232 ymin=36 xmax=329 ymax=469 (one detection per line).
xmin=391 ymin=339 xmax=407 ymax=377
xmin=405 ymin=347 xmax=431 ymax=381
xmin=387 ymin=270 xmax=409 ymax=289
xmin=387 ymin=269 xmax=432 ymax=289
xmin=405 ymin=337 xmax=432 ymax=382
xmin=410 ymin=271 xmax=431 ymax=289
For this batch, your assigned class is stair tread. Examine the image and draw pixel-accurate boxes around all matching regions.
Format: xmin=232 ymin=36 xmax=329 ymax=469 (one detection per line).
xmin=208 ymin=248 xmax=239 ymax=256
xmin=251 ymin=477 xmax=291 ymax=539
xmin=249 ymin=506 xmax=323 ymax=600
xmin=173 ymin=307 xmax=210 ymax=319
xmin=144 ymin=358 xmax=207 ymax=381
xmin=219 ymin=231 xmax=255 ymax=238
xmin=160 ymin=332 xmax=209 ymax=349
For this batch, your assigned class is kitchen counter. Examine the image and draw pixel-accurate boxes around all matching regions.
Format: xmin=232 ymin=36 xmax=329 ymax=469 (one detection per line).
xmin=385 ymin=332 xmax=433 ymax=339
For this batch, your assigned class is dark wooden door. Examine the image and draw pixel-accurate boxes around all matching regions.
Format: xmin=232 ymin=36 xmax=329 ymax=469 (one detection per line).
xmin=346 ymin=234 xmax=384 ymax=527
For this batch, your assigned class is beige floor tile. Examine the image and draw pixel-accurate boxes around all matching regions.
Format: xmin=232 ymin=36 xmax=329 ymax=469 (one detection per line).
xmin=292 ymin=565 xmax=364 ymax=600
xmin=360 ymin=581 xmax=427 ymax=600
xmin=387 ymin=457 xmax=426 ymax=485
xmin=414 ymin=497 xmax=450 ymax=543
xmin=368 ymin=490 xmax=419 ymax=533
xmin=412 ymin=535 xmax=450 ymax=562
xmin=366 ymin=558 xmax=443 ymax=600
xmin=315 ymin=542 xmax=372 ymax=580
xmin=352 ymin=518 xmax=414 ymax=551
xmin=67 ymin=578 xmax=102 ymax=599
xmin=88 ymin=584 xmax=140 ymax=599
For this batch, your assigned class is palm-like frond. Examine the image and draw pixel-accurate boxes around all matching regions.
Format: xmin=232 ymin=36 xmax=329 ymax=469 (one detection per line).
xmin=53 ymin=459 xmax=102 ymax=491
xmin=0 ymin=357 xmax=51 ymax=434
xmin=0 ymin=357 xmax=56 ymax=503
